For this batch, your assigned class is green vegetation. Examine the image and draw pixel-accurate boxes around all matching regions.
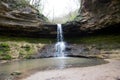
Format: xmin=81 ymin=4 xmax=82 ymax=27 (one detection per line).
xmin=8 ymin=0 xmax=30 ymax=9
xmin=66 ymin=35 xmax=120 ymax=44
xmin=0 ymin=35 xmax=120 ymax=60
xmin=0 ymin=36 xmax=55 ymax=44
xmin=0 ymin=43 xmax=10 ymax=51
xmin=1 ymin=54 xmax=12 ymax=60
xmin=0 ymin=43 xmax=11 ymax=60
xmin=0 ymin=36 xmax=56 ymax=60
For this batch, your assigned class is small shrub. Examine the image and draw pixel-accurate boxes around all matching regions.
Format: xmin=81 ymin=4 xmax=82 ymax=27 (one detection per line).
xmin=19 ymin=50 xmax=26 ymax=58
xmin=0 ymin=43 xmax=10 ymax=48
xmin=24 ymin=45 xmax=31 ymax=51
xmin=25 ymin=54 xmax=31 ymax=59
xmin=21 ymin=44 xmax=31 ymax=51
xmin=0 ymin=43 xmax=10 ymax=55
xmin=0 ymin=51 xmax=3 ymax=55
xmin=9 ymin=0 xmax=29 ymax=9
xmin=1 ymin=54 xmax=12 ymax=60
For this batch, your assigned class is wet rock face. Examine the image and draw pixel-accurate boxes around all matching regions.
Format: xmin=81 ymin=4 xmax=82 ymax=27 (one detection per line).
xmin=64 ymin=0 xmax=120 ymax=36
xmin=30 ymin=44 xmax=120 ymax=59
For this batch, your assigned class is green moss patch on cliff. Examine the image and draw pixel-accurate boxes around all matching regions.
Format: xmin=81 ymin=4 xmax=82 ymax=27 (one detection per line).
xmin=0 ymin=36 xmax=55 ymax=43
xmin=0 ymin=36 xmax=56 ymax=60
xmin=65 ymin=35 xmax=120 ymax=59
xmin=0 ymin=35 xmax=120 ymax=60
xmin=66 ymin=35 xmax=120 ymax=44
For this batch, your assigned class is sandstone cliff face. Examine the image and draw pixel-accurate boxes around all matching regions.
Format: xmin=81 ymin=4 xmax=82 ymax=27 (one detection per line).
xmin=64 ymin=0 xmax=120 ymax=36
xmin=0 ymin=0 xmax=120 ymax=37
xmin=0 ymin=0 xmax=53 ymax=37
xmin=80 ymin=0 xmax=120 ymax=30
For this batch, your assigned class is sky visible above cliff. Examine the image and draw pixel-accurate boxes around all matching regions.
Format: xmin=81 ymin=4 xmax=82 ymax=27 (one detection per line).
xmin=40 ymin=0 xmax=80 ymax=21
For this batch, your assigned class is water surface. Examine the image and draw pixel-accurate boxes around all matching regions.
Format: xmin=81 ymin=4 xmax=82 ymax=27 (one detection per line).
xmin=0 ymin=57 xmax=107 ymax=80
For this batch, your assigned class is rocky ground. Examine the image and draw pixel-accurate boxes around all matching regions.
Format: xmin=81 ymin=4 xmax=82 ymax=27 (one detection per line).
xmin=23 ymin=59 xmax=120 ymax=80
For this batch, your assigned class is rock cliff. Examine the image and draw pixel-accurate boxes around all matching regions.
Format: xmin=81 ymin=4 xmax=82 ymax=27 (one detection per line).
xmin=0 ymin=0 xmax=120 ymax=37
xmin=0 ymin=0 xmax=55 ymax=37
xmin=64 ymin=0 xmax=120 ymax=36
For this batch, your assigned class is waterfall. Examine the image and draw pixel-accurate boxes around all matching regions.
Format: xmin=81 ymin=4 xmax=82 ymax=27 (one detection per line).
xmin=55 ymin=24 xmax=66 ymax=57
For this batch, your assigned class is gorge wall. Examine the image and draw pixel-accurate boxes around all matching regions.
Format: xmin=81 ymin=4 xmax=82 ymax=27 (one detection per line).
xmin=0 ymin=0 xmax=56 ymax=37
xmin=64 ymin=0 xmax=120 ymax=36
xmin=0 ymin=0 xmax=120 ymax=37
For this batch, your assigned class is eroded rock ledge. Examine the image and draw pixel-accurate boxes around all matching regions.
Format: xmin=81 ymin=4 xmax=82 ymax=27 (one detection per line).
xmin=0 ymin=0 xmax=56 ymax=37
xmin=63 ymin=0 xmax=120 ymax=36
xmin=0 ymin=0 xmax=120 ymax=37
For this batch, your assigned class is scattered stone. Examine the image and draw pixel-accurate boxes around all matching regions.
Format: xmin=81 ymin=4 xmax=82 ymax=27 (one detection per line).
xmin=11 ymin=71 xmax=22 ymax=76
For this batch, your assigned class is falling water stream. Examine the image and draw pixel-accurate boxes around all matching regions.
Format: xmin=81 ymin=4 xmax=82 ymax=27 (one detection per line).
xmin=55 ymin=24 xmax=66 ymax=57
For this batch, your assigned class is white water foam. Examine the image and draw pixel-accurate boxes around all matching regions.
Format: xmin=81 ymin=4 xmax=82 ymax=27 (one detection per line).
xmin=55 ymin=24 xmax=66 ymax=57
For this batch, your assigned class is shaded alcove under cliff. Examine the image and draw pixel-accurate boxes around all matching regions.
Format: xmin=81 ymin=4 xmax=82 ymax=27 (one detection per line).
xmin=62 ymin=23 xmax=120 ymax=38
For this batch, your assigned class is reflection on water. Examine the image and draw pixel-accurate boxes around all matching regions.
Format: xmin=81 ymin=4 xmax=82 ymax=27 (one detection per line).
xmin=0 ymin=57 xmax=107 ymax=80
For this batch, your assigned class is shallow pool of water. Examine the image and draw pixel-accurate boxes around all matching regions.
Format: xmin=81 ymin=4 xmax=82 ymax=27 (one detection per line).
xmin=0 ymin=57 xmax=107 ymax=80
